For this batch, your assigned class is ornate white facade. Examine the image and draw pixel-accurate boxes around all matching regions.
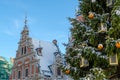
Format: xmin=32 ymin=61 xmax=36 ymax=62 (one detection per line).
xmin=9 ymin=18 xmax=67 ymax=80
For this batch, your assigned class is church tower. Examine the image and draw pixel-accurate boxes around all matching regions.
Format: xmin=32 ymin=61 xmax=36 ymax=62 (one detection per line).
xmin=10 ymin=17 xmax=39 ymax=80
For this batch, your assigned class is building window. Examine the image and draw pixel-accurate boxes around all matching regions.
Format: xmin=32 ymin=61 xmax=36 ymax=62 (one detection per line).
xmin=24 ymin=46 xmax=26 ymax=54
xmin=21 ymin=47 xmax=23 ymax=55
xmin=21 ymin=46 xmax=27 ymax=55
xmin=36 ymin=48 xmax=42 ymax=56
xmin=13 ymin=71 xmax=15 ymax=79
xmin=18 ymin=71 xmax=21 ymax=79
xmin=25 ymin=69 xmax=28 ymax=77
xmin=57 ymin=67 xmax=61 ymax=75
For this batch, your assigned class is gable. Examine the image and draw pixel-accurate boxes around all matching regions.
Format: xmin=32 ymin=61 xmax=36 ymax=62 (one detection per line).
xmin=32 ymin=39 xmax=58 ymax=75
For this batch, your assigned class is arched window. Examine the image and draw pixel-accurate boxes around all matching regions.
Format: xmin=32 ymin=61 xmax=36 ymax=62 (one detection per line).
xmin=25 ymin=69 xmax=28 ymax=77
xmin=21 ymin=47 xmax=23 ymax=55
xmin=24 ymin=46 xmax=26 ymax=54
xmin=18 ymin=71 xmax=21 ymax=79
xmin=57 ymin=67 xmax=61 ymax=75
xmin=21 ymin=46 xmax=27 ymax=55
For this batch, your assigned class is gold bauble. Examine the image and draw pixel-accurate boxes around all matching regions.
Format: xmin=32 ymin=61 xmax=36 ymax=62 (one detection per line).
xmin=88 ymin=12 xmax=94 ymax=19
xmin=116 ymin=42 xmax=120 ymax=48
xmin=98 ymin=44 xmax=103 ymax=50
xmin=65 ymin=70 xmax=70 ymax=74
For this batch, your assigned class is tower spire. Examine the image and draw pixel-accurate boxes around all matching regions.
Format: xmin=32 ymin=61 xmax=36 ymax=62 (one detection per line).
xmin=23 ymin=15 xmax=28 ymax=31
xmin=24 ymin=15 xmax=27 ymax=26
xmin=21 ymin=15 xmax=29 ymax=38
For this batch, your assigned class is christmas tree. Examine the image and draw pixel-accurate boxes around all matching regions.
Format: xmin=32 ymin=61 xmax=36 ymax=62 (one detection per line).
xmin=62 ymin=0 xmax=120 ymax=80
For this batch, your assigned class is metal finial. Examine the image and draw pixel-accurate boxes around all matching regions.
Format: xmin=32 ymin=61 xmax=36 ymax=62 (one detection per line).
xmin=23 ymin=14 xmax=29 ymax=31
xmin=24 ymin=15 xmax=27 ymax=25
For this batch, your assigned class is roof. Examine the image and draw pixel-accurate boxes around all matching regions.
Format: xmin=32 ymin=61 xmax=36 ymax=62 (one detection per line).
xmin=32 ymin=39 xmax=58 ymax=76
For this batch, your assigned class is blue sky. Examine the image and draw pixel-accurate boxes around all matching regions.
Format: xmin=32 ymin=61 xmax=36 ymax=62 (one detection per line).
xmin=0 ymin=0 xmax=78 ymax=58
